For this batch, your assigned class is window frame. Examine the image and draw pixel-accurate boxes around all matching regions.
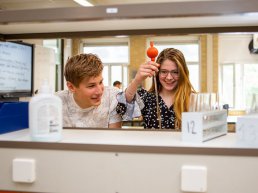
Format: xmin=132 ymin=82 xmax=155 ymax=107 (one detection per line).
xmin=82 ymin=38 xmax=129 ymax=89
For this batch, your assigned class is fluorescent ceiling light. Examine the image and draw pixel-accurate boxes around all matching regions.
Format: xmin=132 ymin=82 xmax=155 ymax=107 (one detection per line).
xmin=73 ymin=0 xmax=93 ymax=7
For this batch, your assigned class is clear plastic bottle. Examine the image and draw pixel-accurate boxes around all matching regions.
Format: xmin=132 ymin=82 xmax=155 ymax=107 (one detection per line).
xmin=29 ymin=80 xmax=62 ymax=142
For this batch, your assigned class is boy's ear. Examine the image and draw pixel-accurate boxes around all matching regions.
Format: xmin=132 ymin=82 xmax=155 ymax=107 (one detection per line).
xmin=66 ymin=81 xmax=76 ymax=93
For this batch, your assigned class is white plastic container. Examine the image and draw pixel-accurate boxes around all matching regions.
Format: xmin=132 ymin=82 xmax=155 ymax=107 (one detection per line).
xmin=29 ymin=80 xmax=62 ymax=142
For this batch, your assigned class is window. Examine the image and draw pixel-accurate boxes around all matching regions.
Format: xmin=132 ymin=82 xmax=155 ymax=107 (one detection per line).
xmin=220 ymin=63 xmax=235 ymax=107
xmin=149 ymin=37 xmax=200 ymax=91
xmin=220 ymin=62 xmax=258 ymax=109
xmin=83 ymin=40 xmax=129 ymax=89
xmin=43 ymin=39 xmax=62 ymax=91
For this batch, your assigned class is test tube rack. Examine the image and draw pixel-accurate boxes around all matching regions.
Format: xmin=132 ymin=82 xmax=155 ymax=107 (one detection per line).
xmin=181 ymin=110 xmax=228 ymax=143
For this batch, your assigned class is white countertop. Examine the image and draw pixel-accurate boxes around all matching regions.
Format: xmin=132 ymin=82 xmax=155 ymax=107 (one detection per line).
xmin=0 ymin=128 xmax=242 ymax=148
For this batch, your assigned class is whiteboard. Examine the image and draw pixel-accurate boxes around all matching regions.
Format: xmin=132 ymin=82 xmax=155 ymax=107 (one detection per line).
xmin=0 ymin=41 xmax=32 ymax=92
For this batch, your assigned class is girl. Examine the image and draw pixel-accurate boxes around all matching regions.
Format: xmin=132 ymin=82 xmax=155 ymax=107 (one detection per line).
xmin=117 ymin=48 xmax=195 ymax=129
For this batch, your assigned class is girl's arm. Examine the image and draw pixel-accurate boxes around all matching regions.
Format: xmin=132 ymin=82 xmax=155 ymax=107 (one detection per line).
xmin=125 ymin=61 xmax=159 ymax=102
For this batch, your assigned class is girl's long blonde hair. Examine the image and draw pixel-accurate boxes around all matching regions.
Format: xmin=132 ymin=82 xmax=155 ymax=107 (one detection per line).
xmin=149 ymin=48 xmax=195 ymax=129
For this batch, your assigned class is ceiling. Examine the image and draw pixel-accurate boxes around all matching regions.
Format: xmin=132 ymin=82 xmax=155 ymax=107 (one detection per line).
xmin=0 ymin=0 xmax=217 ymax=10
xmin=0 ymin=0 xmax=258 ymax=38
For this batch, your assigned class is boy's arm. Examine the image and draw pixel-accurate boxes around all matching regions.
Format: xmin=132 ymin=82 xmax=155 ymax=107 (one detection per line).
xmin=108 ymin=122 xmax=122 ymax=128
xmin=108 ymin=87 xmax=123 ymax=128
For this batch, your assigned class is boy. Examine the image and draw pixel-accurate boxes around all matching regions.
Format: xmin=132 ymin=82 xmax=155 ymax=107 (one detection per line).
xmin=113 ymin=80 xmax=122 ymax=89
xmin=56 ymin=53 xmax=122 ymax=128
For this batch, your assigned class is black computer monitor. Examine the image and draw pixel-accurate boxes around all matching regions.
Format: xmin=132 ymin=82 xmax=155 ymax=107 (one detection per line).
xmin=0 ymin=41 xmax=34 ymax=101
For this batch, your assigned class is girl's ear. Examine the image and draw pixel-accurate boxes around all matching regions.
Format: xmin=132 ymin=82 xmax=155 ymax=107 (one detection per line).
xmin=66 ymin=81 xmax=76 ymax=93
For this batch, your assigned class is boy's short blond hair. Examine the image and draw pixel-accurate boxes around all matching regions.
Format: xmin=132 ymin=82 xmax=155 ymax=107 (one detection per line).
xmin=64 ymin=53 xmax=103 ymax=87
